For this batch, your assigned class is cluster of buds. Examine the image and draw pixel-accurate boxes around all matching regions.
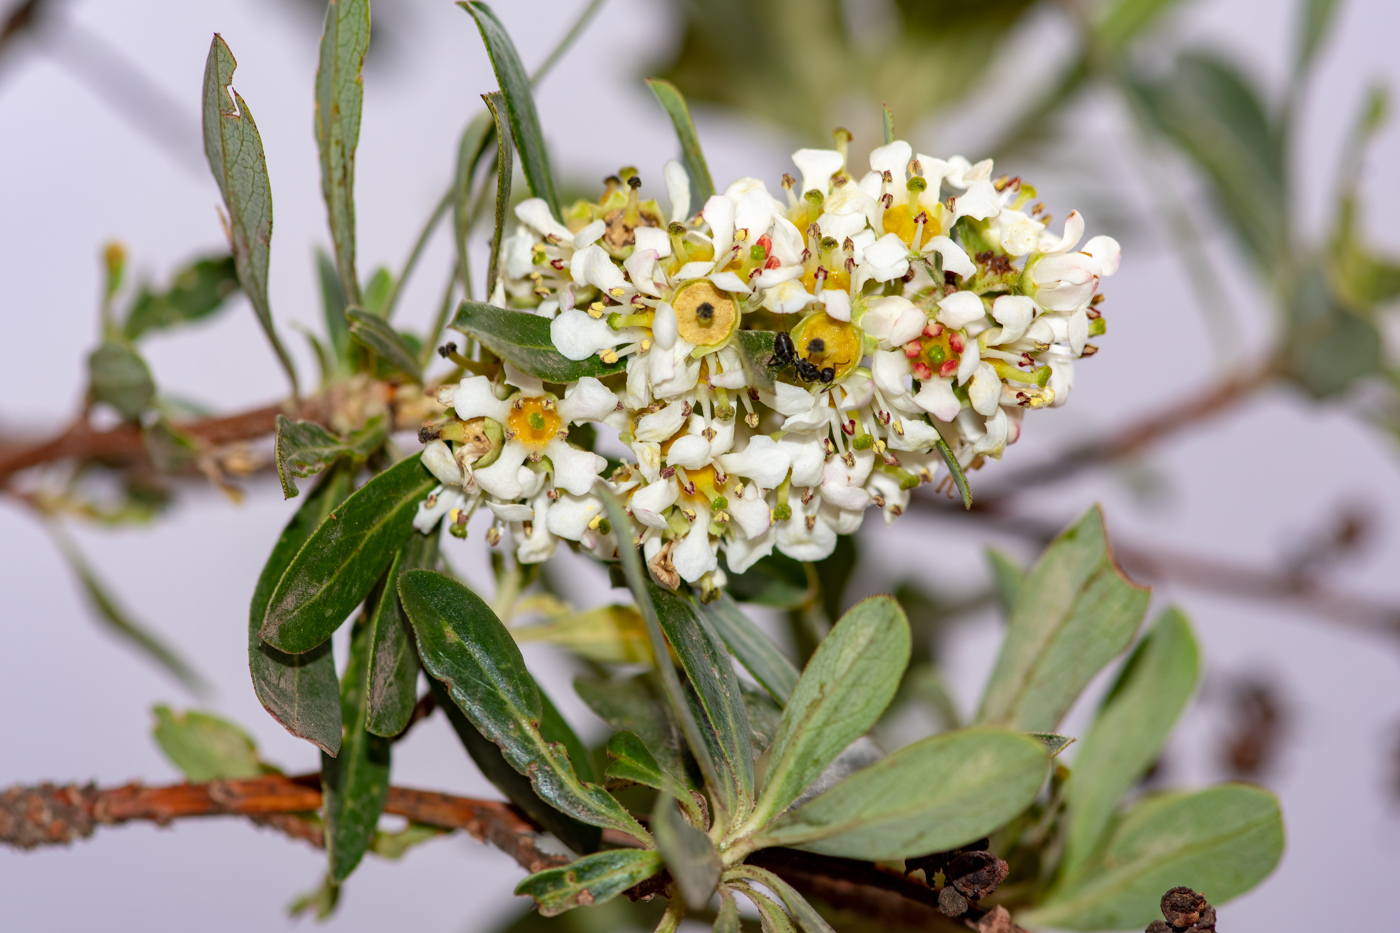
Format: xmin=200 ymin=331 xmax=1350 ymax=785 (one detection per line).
xmin=416 ymin=130 xmax=1119 ymax=596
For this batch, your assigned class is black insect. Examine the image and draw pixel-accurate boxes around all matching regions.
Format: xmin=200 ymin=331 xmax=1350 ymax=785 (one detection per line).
xmin=819 ymin=367 xmax=835 ymax=384
xmin=794 ymin=359 xmax=822 ymax=382
xmin=768 ymin=332 xmax=797 ymax=367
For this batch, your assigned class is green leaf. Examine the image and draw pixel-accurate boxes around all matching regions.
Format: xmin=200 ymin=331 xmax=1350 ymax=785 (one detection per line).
xmin=723 ymin=549 xmax=808 ymax=611
xmin=123 ymin=255 xmax=240 ymax=340
xmin=323 ymin=616 xmax=392 ymax=882
xmin=541 ymin=686 xmax=598 ymax=785
xmin=700 ymin=593 xmax=800 ymax=703
xmin=1285 ymin=266 xmax=1385 ymax=397
xmin=727 ymin=865 xmax=835 ymax=933
xmin=934 ymin=437 xmax=971 ymax=509
xmin=604 ymin=730 xmax=669 ymax=790
xmin=734 ymin=330 xmax=778 ymax=392
xmin=1023 ymin=785 xmax=1284 ymax=931
xmin=1059 ymin=608 xmax=1200 ymax=883
xmin=317 ymin=248 xmax=352 ymax=371
xmin=364 ymin=530 xmax=439 ymax=737
xmin=1296 ymin=0 xmax=1342 ymax=78
xmin=201 ymin=35 xmax=299 ymax=395
xmin=881 ymin=103 xmax=895 ymax=144
xmin=452 ymin=301 xmax=626 ymax=381
xmin=369 ymin=822 xmax=448 ymax=859
xmin=730 ymin=881 xmax=798 ymax=933
xmin=288 ymin=874 xmax=340 ymax=920
xmin=314 ymin=0 xmax=370 ymax=307
xmin=756 ymin=728 xmax=1047 ymax=860
xmin=362 ymin=268 xmax=393 ymax=316
xmin=461 ymin=1 xmax=560 ymax=218
xmin=645 ymin=78 xmax=715 ymax=204
xmin=513 ymin=603 xmax=652 ymax=665
xmin=977 ymin=506 xmax=1150 ymax=732
xmin=151 ymin=706 xmax=262 ymax=781
xmin=347 ymin=308 xmax=424 ymax=383
xmin=482 ymin=91 xmax=514 ymax=296
xmin=274 ymin=414 xmax=386 ymax=499
xmin=515 ymin=849 xmax=663 ymax=917
xmin=452 ymin=111 xmax=496 ymax=295
xmin=714 ymin=887 xmax=742 ymax=933
xmin=262 ymin=453 xmax=437 ymax=654
xmin=398 ymin=569 xmax=651 ymax=844
xmin=88 ymin=340 xmax=155 ymax=421
xmin=1094 ymin=0 xmax=1191 ymax=49
xmin=653 ymin=794 xmax=720 ymax=909
xmin=1029 ymin=732 xmax=1076 ymax=758
xmin=748 ymin=596 xmax=910 ymax=830
xmin=577 ymin=674 xmax=698 ymax=790
xmin=986 ymin=548 xmax=1023 ymax=618
xmin=249 ymin=463 xmax=352 ymax=755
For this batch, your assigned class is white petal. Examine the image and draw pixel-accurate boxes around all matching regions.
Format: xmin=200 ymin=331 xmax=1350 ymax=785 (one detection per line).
xmin=914 ymin=378 xmax=961 ymax=422
xmin=515 ymin=198 xmax=572 ymax=241
xmin=414 ymin=487 xmax=460 ymax=534
xmin=631 ymin=478 xmax=678 ymax=529
xmin=673 ymin=509 xmax=717 ymax=582
xmin=921 ymin=235 xmax=976 ymax=279
xmin=821 ymin=458 xmax=871 ymax=512
xmin=635 ymin=401 xmax=689 ymax=442
xmin=573 ymin=244 xmax=626 ymax=293
xmin=634 ymin=225 xmax=672 ymax=258
xmin=652 ymin=302 xmax=678 ymax=349
xmin=472 ymin=442 xmax=528 ymax=499
xmin=769 ymin=381 xmax=815 ymax=416
xmin=546 ymin=494 xmax=601 ymax=542
xmin=888 ymin=417 xmax=941 ymax=451
xmin=952 ymin=180 xmax=1001 ymax=221
xmin=769 ymin=217 xmax=806 ymax=265
xmin=791 ymin=148 xmax=845 ymax=195
xmin=558 ymin=377 xmax=618 ymax=423
xmin=861 ymin=233 xmax=911 ymax=279
xmin=729 ymin=484 xmax=772 ymax=539
xmin=781 ymin=407 xmax=831 ymax=432
xmin=667 ymin=434 xmax=713 ymax=470
xmin=724 ymin=524 xmax=776 ymax=573
xmin=972 ymin=408 xmax=1009 ymax=458
xmin=623 ymin=248 xmax=662 ymax=297
xmin=937 ymin=291 xmax=986 ymax=329
xmin=664 ymin=159 xmax=692 ymax=223
xmin=956 ymin=337 xmax=981 ymax=385
xmin=872 ymin=350 xmax=911 ymax=399
xmin=1044 ymin=210 xmax=1085 ymax=254
xmin=991 ymin=295 xmax=1037 ymax=345
xmin=703 ymin=195 xmax=735 ymax=262
xmin=734 ymin=188 xmax=779 ymax=241
xmin=452 ymin=375 xmax=510 ymax=422
xmin=422 ymin=440 xmax=464 ymax=487
xmin=752 ymin=263 xmax=805 ymax=291
xmin=1082 ymin=235 xmax=1121 ymax=276
xmin=869 ymin=140 xmax=913 ymax=184
xmin=1068 ymin=307 xmax=1089 ymax=356
xmin=778 ymin=435 xmax=826 ymax=487
xmin=776 ymin=497 xmax=836 ymax=562
xmin=842 ymin=374 xmax=874 ymax=410
xmin=719 ymin=435 xmax=790 ymax=490
xmin=488 ymin=501 xmax=535 ymax=522
xmin=503 ymin=363 xmax=543 ymax=397
xmin=573 ymin=219 xmax=606 ymax=249
xmin=503 ymin=228 xmax=537 ymax=280
xmin=860 ymin=295 xmax=915 ymax=342
xmin=969 ymin=362 xmax=1002 ymax=416
xmin=673 ymin=260 xmax=716 ymax=281
xmin=551 ymin=309 xmax=625 ymax=361
xmin=889 ymin=305 xmax=927 ymax=347
xmin=820 ymin=289 xmax=851 ymax=322
xmin=761 ymin=277 xmax=813 ymax=315
xmin=707 ymin=270 xmax=753 ymax=295
xmin=545 ymin=438 xmax=604 ymax=496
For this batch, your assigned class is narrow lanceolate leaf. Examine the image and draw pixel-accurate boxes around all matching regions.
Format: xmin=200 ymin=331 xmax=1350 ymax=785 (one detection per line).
xmin=734 ymin=330 xmax=778 ymax=391
xmin=749 ymin=596 xmax=910 ymax=830
xmin=881 ymin=103 xmax=896 ymax=145
xmin=250 ymin=463 xmax=352 ymax=754
xmin=645 ymin=78 xmax=714 ymax=203
xmin=88 ymin=341 xmax=155 ymax=420
xmin=540 ymin=687 xmax=598 ymax=784
xmin=201 ymin=35 xmax=298 ymax=395
xmin=314 ymin=0 xmax=370 ymax=307
xmin=653 ymin=794 xmax=720 ymax=910
xmin=934 ymin=437 xmax=972 ymax=509
xmin=1023 ymin=785 xmax=1284 ymax=931
xmin=452 ymin=301 xmax=627 ymax=381
xmin=481 ymin=91 xmax=513 ymax=296
xmin=398 ymin=569 xmax=651 ymax=844
xmin=757 ymin=728 xmax=1048 ymax=860
xmin=651 ymin=584 xmax=756 ymax=821
xmin=364 ymin=531 xmax=439 ymax=737
xmin=1059 ymin=608 xmax=1200 ymax=883
xmin=514 ymin=604 xmax=651 ymax=665
xmin=515 ymin=849 xmax=663 ymax=917
xmin=986 ymin=548 xmax=1023 ymax=618
xmin=977 ymin=506 xmax=1150 ymax=732
xmin=274 ymin=414 xmax=386 ymax=499
xmin=577 ymin=674 xmax=698 ymax=790
xmin=323 ymin=616 xmax=392 ymax=882
xmin=461 ymin=1 xmax=560 ymax=217
xmin=317 ymin=247 xmax=352 ymax=371
xmin=452 ymin=111 xmax=495 ymax=294
xmin=700 ymin=593 xmax=799 ymax=703
xmin=603 ymin=730 xmax=700 ymax=827
xmin=347 ymin=308 xmax=423 ymax=383
xmin=151 ymin=706 xmax=262 ymax=782
xmin=123 ymin=254 xmax=240 ymax=340
xmin=714 ymin=888 xmax=742 ymax=933
xmin=727 ymin=865 xmax=835 ymax=933
xmin=262 ymin=454 xmax=436 ymax=654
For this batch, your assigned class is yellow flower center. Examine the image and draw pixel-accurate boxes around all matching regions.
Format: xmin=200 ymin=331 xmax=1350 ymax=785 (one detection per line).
xmin=792 ymin=313 xmax=861 ymax=381
xmin=506 ymin=396 xmax=561 ymax=449
xmin=672 ymin=280 xmax=738 ymax=348
xmin=882 ymin=204 xmax=942 ymax=249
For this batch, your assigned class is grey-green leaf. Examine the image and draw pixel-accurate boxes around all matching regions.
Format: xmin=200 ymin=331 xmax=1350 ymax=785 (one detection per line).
xmin=364 ymin=530 xmax=439 ymax=737
xmin=645 ymin=78 xmax=714 ymax=204
xmin=323 ymin=616 xmax=391 ymax=882
xmin=1296 ymin=0 xmax=1342 ymax=78
xmin=728 ymin=865 xmax=835 ymax=933
xmin=934 ymin=437 xmax=972 ymax=509
xmin=653 ymin=794 xmax=720 ymax=910
xmin=977 ymin=506 xmax=1150 ymax=732
xmin=1059 ymin=608 xmax=1200 ymax=883
xmin=515 ymin=849 xmax=663 ymax=917
xmin=347 ymin=308 xmax=423 ymax=383
xmin=604 ymin=730 xmax=668 ymax=790
xmin=274 ymin=414 xmax=386 ymax=499
xmin=249 ymin=462 xmax=352 ymax=755
xmin=578 ymin=674 xmax=697 ymax=790
xmin=201 ymin=35 xmax=298 ymax=395
xmin=152 ymin=705 xmax=262 ymax=782
xmin=452 ymin=111 xmax=495 ymax=294
xmin=699 ymin=593 xmax=799 ymax=703
xmin=757 ymin=728 xmax=1048 ymax=860
xmin=734 ymin=330 xmax=778 ymax=392
xmin=318 ymin=247 xmax=353 ymax=372
xmin=750 ymin=596 xmax=910 ymax=830
xmin=986 ymin=548 xmax=1023 ymax=618
xmin=398 ymin=569 xmax=650 ymax=844
xmin=482 ymin=91 xmax=514 ymax=297
xmin=452 ymin=301 xmax=626 ymax=381
xmin=461 ymin=1 xmax=560 ymax=218
xmin=714 ymin=887 xmax=742 ymax=933
xmin=262 ymin=453 xmax=437 ymax=654
xmin=88 ymin=341 xmax=155 ymax=420
xmin=1023 ymin=785 xmax=1284 ymax=931
xmin=1029 ymin=732 xmax=1076 ymax=758
xmin=123 ymin=255 xmax=240 ymax=340
xmin=314 ymin=0 xmax=370 ymax=307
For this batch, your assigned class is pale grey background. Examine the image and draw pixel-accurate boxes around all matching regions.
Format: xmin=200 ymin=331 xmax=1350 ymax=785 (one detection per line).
xmin=2 ymin=0 xmax=1398 ymax=929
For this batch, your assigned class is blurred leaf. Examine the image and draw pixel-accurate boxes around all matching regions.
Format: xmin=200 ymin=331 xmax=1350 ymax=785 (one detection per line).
xmin=977 ymin=506 xmax=1150 ymax=732
xmin=347 ymin=307 xmax=423 ymax=383
xmin=700 ymin=593 xmax=800 ymax=703
xmin=142 ymin=417 xmax=201 ymax=473
xmin=398 ymin=569 xmax=651 ymax=843
xmin=49 ymin=523 xmax=206 ymax=695
xmin=1028 ymin=732 xmax=1076 ymax=758
xmin=202 ymin=35 xmax=299 ymax=394
xmin=365 ymin=530 xmax=438 ymax=737
xmin=731 ymin=881 xmax=798 ymax=933
xmin=123 ymin=255 xmax=240 ymax=340
xmin=986 ymin=548 xmax=1023 ymax=619
xmin=88 ymin=340 xmax=155 ymax=420
xmin=515 ymin=849 xmax=663 ymax=917
xmin=249 ymin=462 xmax=353 ymax=755
xmin=653 ymin=794 xmax=720 ymax=909
xmin=1296 ymin=0 xmax=1342 ymax=78
xmin=152 ymin=705 xmax=263 ymax=781
xmin=1095 ymin=0 xmax=1192 ymax=49
xmin=756 ymin=728 xmax=1048 ymax=861
xmin=934 ymin=438 xmax=972 ymax=509
xmin=646 ymin=78 xmax=714 ymax=203
xmin=317 ymin=248 xmax=353 ymax=371
xmin=513 ymin=603 xmax=652 ymax=665
xmin=262 ymin=454 xmax=436 ymax=654
xmin=274 ymin=414 xmax=386 ymax=499
xmin=723 ymin=550 xmax=808 ymax=611
xmin=1283 ymin=266 xmax=1384 ymax=397
xmin=741 ymin=683 xmax=783 ymax=755
xmin=1024 ymin=785 xmax=1284 ymax=930
xmin=1330 ymin=194 xmax=1400 ymax=309
xmin=288 ymin=874 xmax=340 ymax=921
xmin=1060 ymin=608 xmax=1199 ymax=883
xmin=577 ymin=674 xmax=698 ymax=790
xmin=541 ymin=686 xmax=598 ymax=784
xmin=362 ymin=267 xmax=394 ymax=316
xmin=462 ymin=1 xmax=560 ymax=217
xmin=749 ymin=596 xmax=910 ymax=830
xmin=315 ymin=0 xmax=369 ymax=307
xmin=714 ymin=888 xmax=742 ymax=933
xmin=453 ymin=111 xmax=496 ymax=294
xmin=322 ymin=615 xmax=392 ymax=882
xmin=452 ymin=301 xmax=626 ymax=381
xmin=369 ymin=822 xmax=447 ymax=859
xmin=482 ymin=91 xmax=515 ymax=296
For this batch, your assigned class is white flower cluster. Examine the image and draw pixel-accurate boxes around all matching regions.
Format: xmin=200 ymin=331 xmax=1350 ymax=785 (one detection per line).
xmin=416 ymin=136 xmax=1119 ymax=596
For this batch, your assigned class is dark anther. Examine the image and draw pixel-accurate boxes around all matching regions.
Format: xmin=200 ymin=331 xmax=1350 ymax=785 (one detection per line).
xmin=794 ymin=359 xmax=821 ymax=382
xmin=946 ymin=850 xmax=1009 ymax=900
xmin=1151 ymin=887 xmax=1217 ymax=933
xmin=806 ymin=337 xmax=826 ymax=354
xmin=768 ymin=332 xmax=797 ymax=367
xmin=819 ymin=367 xmax=835 ymax=384
xmin=627 ymin=175 xmax=642 ymax=189
xmin=418 ymin=425 xmax=442 ymax=444
xmin=937 ymin=886 xmax=969 ymax=917
xmin=437 ymin=342 xmax=458 ymax=359
xmin=696 ymin=301 xmax=715 ymax=322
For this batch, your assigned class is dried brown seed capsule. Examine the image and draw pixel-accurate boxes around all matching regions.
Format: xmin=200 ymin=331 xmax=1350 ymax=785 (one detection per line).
xmin=1145 ymin=922 xmax=1173 ymax=933
xmin=1161 ymin=887 xmax=1209 ymax=928
xmin=947 ymin=850 xmax=1009 ymax=900
xmin=937 ymin=885 xmax=969 ymax=917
